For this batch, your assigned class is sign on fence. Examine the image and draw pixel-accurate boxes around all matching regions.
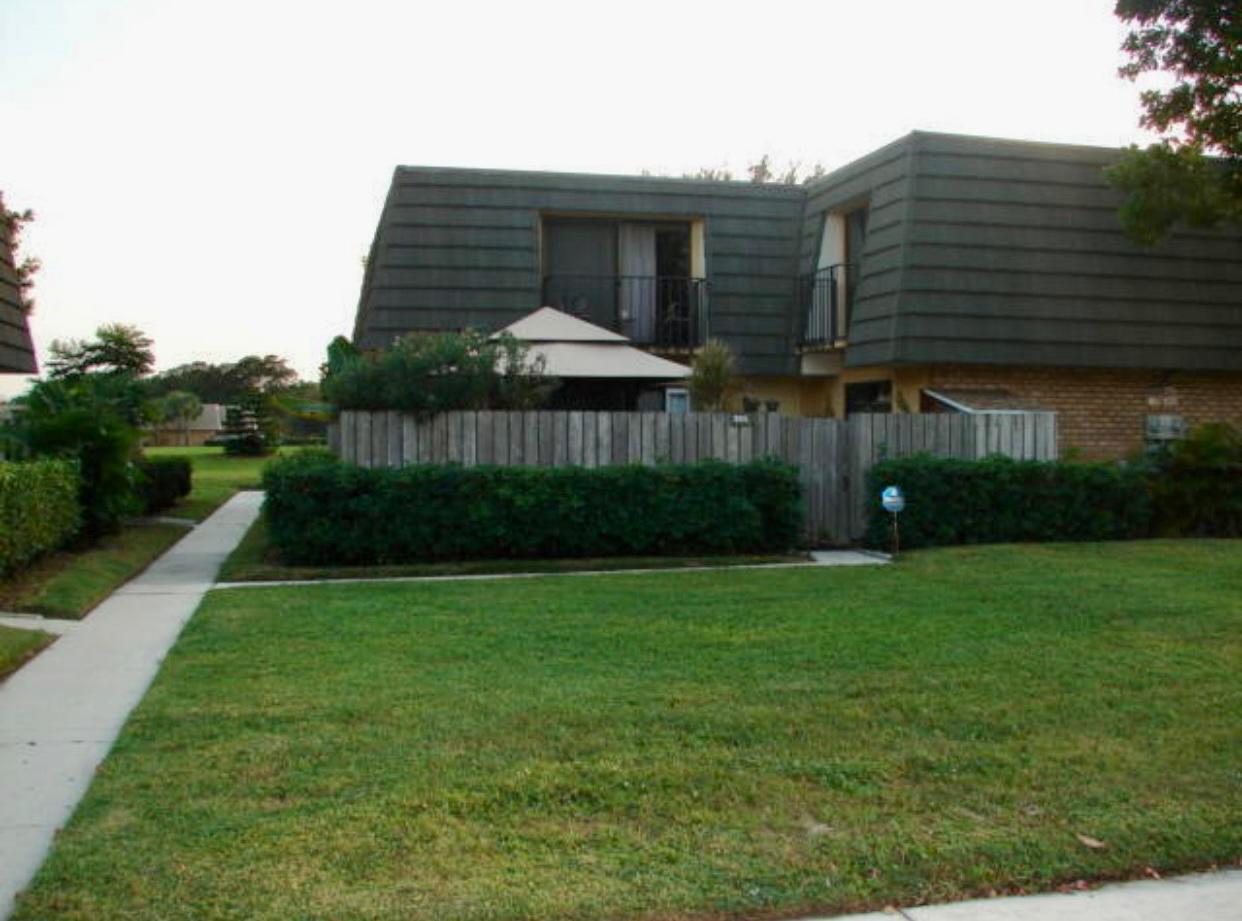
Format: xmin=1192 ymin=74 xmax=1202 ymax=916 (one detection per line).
xmin=328 ymin=410 xmax=1057 ymax=544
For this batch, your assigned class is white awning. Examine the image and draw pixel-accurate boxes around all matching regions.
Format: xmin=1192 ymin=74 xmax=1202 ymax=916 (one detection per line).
xmin=496 ymin=306 xmax=628 ymax=343
xmin=495 ymin=306 xmax=691 ymax=380
xmin=526 ymin=342 xmax=690 ymax=379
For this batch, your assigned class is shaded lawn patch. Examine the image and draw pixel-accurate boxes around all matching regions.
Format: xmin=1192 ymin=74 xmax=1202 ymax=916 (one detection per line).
xmin=145 ymin=446 xmax=306 ymax=521
xmin=219 ymin=515 xmax=806 ymax=582
xmin=0 ymin=523 xmax=189 ymax=619
xmin=0 ymin=625 xmax=55 ymax=680
xmin=14 ymin=540 xmax=1242 ymax=920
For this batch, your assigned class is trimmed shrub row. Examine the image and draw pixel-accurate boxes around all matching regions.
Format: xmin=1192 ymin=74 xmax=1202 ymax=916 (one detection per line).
xmin=865 ymin=454 xmax=1152 ymax=550
xmin=0 ymin=459 xmax=81 ymax=576
xmin=1146 ymin=423 xmax=1242 ymax=538
xmin=262 ymin=453 xmax=802 ymax=565
xmin=135 ymin=457 xmax=193 ymax=515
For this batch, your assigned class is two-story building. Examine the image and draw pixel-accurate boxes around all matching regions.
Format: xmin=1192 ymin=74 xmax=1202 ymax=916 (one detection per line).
xmin=350 ymin=131 xmax=1242 ymax=458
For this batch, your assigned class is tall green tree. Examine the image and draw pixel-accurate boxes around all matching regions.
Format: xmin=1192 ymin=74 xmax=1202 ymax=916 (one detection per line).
xmin=1109 ymin=0 xmax=1241 ymax=243
xmin=48 ymin=323 xmax=155 ymax=378
xmin=146 ymin=355 xmax=298 ymax=404
xmin=688 ymin=339 xmax=738 ymax=412
xmin=0 ymin=191 xmax=40 ymax=315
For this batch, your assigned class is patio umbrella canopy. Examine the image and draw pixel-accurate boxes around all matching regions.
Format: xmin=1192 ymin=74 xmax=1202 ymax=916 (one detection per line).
xmin=494 ymin=307 xmax=691 ymax=381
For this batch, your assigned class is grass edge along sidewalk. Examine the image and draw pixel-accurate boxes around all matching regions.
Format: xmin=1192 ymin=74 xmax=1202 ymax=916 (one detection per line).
xmin=13 ymin=539 xmax=1241 ymax=921
xmin=0 ymin=492 xmax=264 ymax=920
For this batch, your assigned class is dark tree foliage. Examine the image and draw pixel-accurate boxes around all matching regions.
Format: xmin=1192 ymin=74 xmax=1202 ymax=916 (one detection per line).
xmin=0 ymin=191 xmax=40 ymax=315
xmin=677 ymin=157 xmax=827 ymax=185
xmin=2 ymin=376 xmax=145 ymax=537
xmin=1109 ymin=0 xmax=1241 ymax=242
xmin=47 ymin=323 xmax=155 ymax=379
xmin=146 ymin=354 xmax=298 ymax=404
xmin=321 ymin=330 xmax=553 ymax=415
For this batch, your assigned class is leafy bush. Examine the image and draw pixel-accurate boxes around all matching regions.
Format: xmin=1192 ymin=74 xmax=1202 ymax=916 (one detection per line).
xmin=864 ymin=454 xmax=1152 ymax=550
xmin=0 ymin=459 xmax=81 ymax=576
xmin=135 ymin=457 xmax=193 ymax=514
xmin=322 ymin=330 xmax=552 ymax=415
xmin=263 ymin=453 xmax=801 ymax=565
xmin=1146 ymin=423 xmax=1242 ymax=537
xmin=1 ymin=376 xmax=144 ymax=536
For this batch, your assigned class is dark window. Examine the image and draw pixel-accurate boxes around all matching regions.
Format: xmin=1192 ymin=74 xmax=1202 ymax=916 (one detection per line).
xmin=846 ymin=380 xmax=891 ymax=415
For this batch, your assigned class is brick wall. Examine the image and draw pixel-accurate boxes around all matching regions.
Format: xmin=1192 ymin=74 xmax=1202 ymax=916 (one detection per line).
xmin=927 ymin=365 xmax=1242 ymax=459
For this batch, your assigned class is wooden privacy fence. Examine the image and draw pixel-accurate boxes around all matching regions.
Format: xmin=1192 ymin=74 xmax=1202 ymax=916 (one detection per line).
xmin=328 ymin=410 xmax=1057 ymax=544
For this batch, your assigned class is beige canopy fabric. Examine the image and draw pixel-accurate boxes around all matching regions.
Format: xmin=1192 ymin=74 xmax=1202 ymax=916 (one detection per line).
xmin=495 ymin=307 xmax=691 ymax=380
xmin=498 ymin=306 xmax=628 ymax=343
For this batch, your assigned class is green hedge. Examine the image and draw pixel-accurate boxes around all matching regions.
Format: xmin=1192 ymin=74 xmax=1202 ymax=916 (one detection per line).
xmin=865 ymin=454 xmax=1152 ymax=550
xmin=1147 ymin=423 xmax=1242 ymax=537
xmin=0 ymin=459 xmax=81 ymax=576
xmin=263 ymin=453 xmax=802 ymax=565
xmin=135 ymin=457 xmax=192 ymax=514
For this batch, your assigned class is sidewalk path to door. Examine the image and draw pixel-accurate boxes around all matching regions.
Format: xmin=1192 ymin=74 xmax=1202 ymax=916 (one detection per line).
xmin=0 ymin=491 xmax=263 ymax=919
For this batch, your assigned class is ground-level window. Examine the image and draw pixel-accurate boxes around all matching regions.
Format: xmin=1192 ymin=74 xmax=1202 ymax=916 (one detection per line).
xmin=665 ymin=387 xmax=690 ymax=415
xmin=845 ymin=380 xmax=891 ymax=415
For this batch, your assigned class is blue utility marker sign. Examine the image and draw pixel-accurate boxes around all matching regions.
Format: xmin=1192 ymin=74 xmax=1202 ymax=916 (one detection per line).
xmin=881 ymin=485 xmax=905 ymax=514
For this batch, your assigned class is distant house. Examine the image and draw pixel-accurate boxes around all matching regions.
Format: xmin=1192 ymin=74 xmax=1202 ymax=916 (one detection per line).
xmin=148 ymin=403 xmax=227 ymax=447
xmin=350 ymin=131 xmax=1242 ymax=458
xmin=0 ymin=212 xmax=37 ymax=374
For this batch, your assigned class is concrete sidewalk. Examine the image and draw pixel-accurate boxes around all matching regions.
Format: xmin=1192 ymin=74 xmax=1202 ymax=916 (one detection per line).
xmin=0 ymin=491 xmax=263 ymax=919
xmin=214 ymin=548 xmax=886 ymax=591
xmin=813 ymin=868 xmax=1242 ymax=920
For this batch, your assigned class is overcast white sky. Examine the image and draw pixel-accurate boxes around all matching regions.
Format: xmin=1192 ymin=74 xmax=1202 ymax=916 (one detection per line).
xmin=1 ymin=0 xmax=1157 ymax=395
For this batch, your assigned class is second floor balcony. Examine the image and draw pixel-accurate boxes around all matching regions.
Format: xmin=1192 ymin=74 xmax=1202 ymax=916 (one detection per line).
xmin=542 ymin=275 xmax=708 ymax=351
xmin=800 ymin=263 xmax=855 ymax=348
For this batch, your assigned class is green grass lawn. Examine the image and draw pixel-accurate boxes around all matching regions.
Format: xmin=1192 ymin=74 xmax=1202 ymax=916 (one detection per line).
xmin=14 ymin=541 xmax=1242 ymax=920
xmin=0 ymin=523 xmax=190 ymax=619
xmin=0 ymin=625 xmax=55 ymax=680
xmin=145 ymin=446 xmax=305 ymax=521
xmin=219 ymin=515 xmax=806 ymax=582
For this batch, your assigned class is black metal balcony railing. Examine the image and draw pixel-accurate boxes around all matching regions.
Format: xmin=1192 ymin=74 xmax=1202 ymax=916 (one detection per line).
xmin=541 ymin=275 xmax=708 ymax=350
xmin=800 ymin=263 xmax=854 ymax=347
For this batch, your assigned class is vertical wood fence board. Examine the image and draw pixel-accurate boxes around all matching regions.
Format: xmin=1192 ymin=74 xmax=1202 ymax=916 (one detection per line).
xmin=338 ymin=413 xmax=354 ymax=464
xmin=515 ymin=412 xmax=531 ymax=464
xmin=654 ymin=414 xmax=671 ymax=463
xmin=356 ymin=412 xmax=373 ymax=468
xmin=640 ymin=413 xmax=656 ymax=465
xmin=567 ymin=412 xmax=583 ymax=466
xmin=476 ymin=411 xmax=494 ymax=465
xmin=401 ymin=416 xmax=416 ymax=466
xmin=385 ymin=411 xmax=401 ymax=467
xmin=669 ymin=415 xmax=685 ymax=463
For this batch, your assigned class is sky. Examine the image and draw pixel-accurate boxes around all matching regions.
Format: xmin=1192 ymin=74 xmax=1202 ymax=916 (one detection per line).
xmin=1 ymin=0 xmax=1158 ymax=397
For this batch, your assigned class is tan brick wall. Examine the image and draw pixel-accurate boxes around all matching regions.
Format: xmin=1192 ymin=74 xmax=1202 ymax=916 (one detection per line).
xmin=926 ymin=365 xmax=1242 ymax=459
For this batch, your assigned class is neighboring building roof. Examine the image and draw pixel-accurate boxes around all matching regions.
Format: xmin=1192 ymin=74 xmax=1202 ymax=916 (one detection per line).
xmin=498 ymin=305 xmax=627 ymax=343
xmin=351 ymin=132 xmax=1242 ymax=377
xmin=0 ymin=218 xmax=37 ymax=374
xmin=815 ymin=132 xmax=1242 ymax=373
xmin=923 ymin=388 xmax=1050 ymax=414
xmin=497 ymin=307 xmax=690 ymax=379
